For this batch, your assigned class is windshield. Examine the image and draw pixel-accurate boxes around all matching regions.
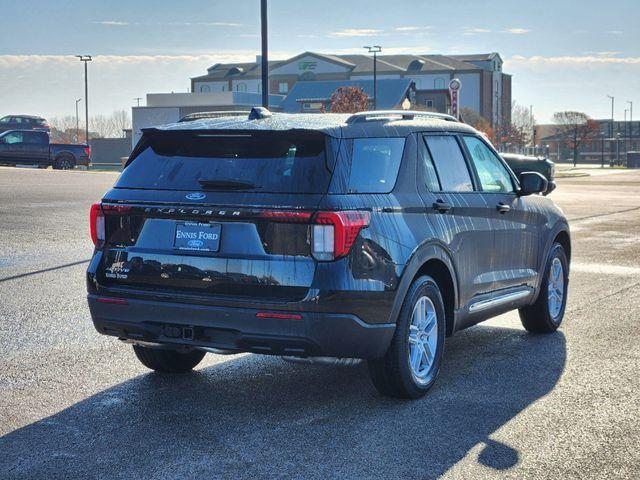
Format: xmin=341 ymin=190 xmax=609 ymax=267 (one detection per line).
xmin=116 ymin=131 xmax=331 ymax=193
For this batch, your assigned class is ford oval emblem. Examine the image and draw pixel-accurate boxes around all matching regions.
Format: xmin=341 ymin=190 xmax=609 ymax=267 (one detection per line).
xmin=185 ymin=192 xmax=206 ymax=201
xmin=187 ymin=239 xmax=204 ymax=248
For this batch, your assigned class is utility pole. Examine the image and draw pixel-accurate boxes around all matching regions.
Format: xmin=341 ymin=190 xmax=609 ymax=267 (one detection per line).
xmin=260 ymin=0 xmax=269 ymax=108
xmin=364 ymin=45 xmax=382 ymax=110
xmin=75 ymin=98 xmax=82 ymax=143
xmin=76 ymin=55 xmax=92 ymax=143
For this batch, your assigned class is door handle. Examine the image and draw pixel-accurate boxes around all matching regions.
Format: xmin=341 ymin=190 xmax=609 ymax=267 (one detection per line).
xmin=433 ymin=200 xmax=452 ymax=213
xmin=496 ymin=202 xmax=510 ymax=214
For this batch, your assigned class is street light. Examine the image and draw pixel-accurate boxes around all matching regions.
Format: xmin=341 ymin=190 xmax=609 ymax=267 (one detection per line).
xmin=364 ymin=45 xmax=382 ymax=110
xmin=75 ymin=98 xmax=82 ymax=143
xmin=260 ymin=0 xmax=269 ymax=108
xmin=76 ymin=55 xmax=92 ymax=143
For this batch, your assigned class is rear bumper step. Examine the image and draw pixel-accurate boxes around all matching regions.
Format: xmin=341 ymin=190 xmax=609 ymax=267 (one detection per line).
xmin=87 ymin=294 xmax=395 ymax=359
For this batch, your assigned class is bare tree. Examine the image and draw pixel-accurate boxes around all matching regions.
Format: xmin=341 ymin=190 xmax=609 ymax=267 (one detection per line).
xmin=329 ymin=86 xmax=369 ymax=113
xmin=110 ymin=109 xmax=131 ymax=137
xmin=512 ymin=102 xmax=535 ymax=147
xmin=552 ymin=111 xmax=600 ymax=166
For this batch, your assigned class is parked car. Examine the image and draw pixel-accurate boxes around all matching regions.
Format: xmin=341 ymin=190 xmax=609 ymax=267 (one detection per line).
xmin=0 ymin=115 xmax=50 ymax=133
xmin=0 ymin=129 xmax=91 ymax=169
xmin=86 ymin=109 xmax=570 ymax=399
xmin=501 ymin=153 xmax=556 ymax=194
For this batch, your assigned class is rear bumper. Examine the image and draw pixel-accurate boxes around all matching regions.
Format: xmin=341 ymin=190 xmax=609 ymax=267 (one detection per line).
xmin=87 ymin=294 xmax=395 ymax=359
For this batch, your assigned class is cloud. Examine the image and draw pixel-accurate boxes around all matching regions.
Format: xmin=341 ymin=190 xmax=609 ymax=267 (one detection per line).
xmin=503 ymin=28 xmax=530 ymax=34
xmin=606 ymin=30 xmax=623 ymax=35
xmin=507 ymin=54 xmax=640 ymax=66
xmin=394 ymin=26 xmax=420 ymax=31
xmin=462 ymin=28 xmax=491 ymax=36
xmin=328 ymin=28 xmax=383 ymax=37
xmin=95 ymin=21 xmax=129 ymax=26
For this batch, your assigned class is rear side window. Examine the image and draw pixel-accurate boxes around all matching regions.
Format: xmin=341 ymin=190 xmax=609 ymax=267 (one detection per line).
xmin=423 ymin=135 xmax=473 ymax=192
xmin=346 ymin=138 xmax=405 ymax=193
xmin=117 ymin=132 xmax=330 ymax=193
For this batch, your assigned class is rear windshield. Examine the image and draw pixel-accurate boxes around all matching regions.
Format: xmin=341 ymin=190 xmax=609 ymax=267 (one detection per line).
xmin=116 ymin=131 xmax=331 ymax=193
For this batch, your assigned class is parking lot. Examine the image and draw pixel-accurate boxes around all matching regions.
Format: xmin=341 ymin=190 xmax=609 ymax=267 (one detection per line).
xmin=0 ymin=165 xmax=639 ymax=479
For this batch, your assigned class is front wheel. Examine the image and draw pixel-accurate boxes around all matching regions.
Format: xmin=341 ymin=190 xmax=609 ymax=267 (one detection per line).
xmin=133 ymin=345 xmax=206 ymax=373
xmin=519 ymin=243 xmax=569 ymax=333
xmin=368 ymin=276 xmax=446 ymax=399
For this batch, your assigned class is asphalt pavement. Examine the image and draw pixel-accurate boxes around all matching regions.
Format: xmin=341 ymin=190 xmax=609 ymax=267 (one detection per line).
xmin=0 ymin=166 xmax=639 ymax=479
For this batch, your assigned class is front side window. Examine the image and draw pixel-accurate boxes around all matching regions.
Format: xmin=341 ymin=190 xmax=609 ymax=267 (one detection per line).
xmin=463 ymin=136 xmax=514 ymax=193
xmin=347 ymin=138 xmax=405 ymax=193
xmin=0 ymin=117 xmax=9 ymax=124
xmin=423 ymin=135 xmax=473 ymax=192
xmin=2 ymin=132 xmax=24 ymax=144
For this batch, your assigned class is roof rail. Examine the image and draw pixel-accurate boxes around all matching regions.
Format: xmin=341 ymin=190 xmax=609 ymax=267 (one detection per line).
xmin=178 ymin=111 xmax=250 ymax=123
xmin=345 ymin=110 xmax=458 ymax=124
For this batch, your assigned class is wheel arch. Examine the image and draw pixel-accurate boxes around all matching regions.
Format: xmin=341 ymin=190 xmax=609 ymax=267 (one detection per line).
xmin=390 ymin=242 xmax=459 ymax=337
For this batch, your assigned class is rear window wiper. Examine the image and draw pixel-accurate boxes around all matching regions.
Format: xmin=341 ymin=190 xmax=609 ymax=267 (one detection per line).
xmin=197 ymin=179 xmax=257 ymax=190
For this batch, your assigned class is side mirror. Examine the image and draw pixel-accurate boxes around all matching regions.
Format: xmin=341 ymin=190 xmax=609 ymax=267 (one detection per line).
xmin=518 ymin=171 xmax=548 ymax=196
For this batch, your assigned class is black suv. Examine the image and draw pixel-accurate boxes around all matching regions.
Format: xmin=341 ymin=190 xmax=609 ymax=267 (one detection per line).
xmin=87 ymin=109 xmax=570 ymax=398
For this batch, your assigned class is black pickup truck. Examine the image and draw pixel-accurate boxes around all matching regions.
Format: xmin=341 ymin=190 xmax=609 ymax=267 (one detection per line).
xmin=0 ymin=129 xmax=91 ymax=169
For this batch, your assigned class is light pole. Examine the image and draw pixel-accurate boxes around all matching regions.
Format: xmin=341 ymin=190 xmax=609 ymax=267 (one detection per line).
xmin=75 ymin=98 xmax=82 ymax=142
xmin=364 ymin=45 xmax=382 ymax=110
xmin=627 ymin=100 xmax=633 ymax=146
xmin=76 ymin=55 xmax=92 ymax=143
xmin=607 ymin=95 xmax=614 ymax=165
xmin=530 ymin=104 xmax=536 ymax=155
xmin=260 ymin=0 xmax=269 ymax=108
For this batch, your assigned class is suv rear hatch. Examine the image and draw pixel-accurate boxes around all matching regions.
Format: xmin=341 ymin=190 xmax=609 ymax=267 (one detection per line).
xmin=94 ymin=129 xmax=334 ymax=303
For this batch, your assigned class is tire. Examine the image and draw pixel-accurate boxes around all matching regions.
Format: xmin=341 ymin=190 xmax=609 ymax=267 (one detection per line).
xmin=368 ymin=275 xmax=446 ymax=399
xmin=133 ymin=345 xmax=206 ymax=373
xmin=52 ymin=155 xmax=75 ymax=170
xmin=519 ymin=243 xmax=569 ymax=333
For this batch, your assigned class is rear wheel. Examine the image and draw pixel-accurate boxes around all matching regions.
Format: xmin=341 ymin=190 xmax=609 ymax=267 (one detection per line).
xmin=519 ymin=243 xmax=569 ymax=333
xmin=133 ymin=345 xmax=206 ymax=373
xmin=368 ymin=276 xmax=445 ymax=399
xmin=53 ymin=154 xmax=74 ymax=170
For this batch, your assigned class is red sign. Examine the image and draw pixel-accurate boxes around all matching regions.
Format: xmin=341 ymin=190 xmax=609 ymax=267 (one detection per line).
xmin=449 ymin=78 xmax=461 ymax=119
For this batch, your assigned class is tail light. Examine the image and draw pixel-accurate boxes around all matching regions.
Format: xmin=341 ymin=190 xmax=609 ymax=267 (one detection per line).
xmin=83 ymin=146 xmax=91 ymax=158
xmin=90 ymin=202 xmax=105 ymax=246
xmin=311 ymin=211 xmax=370 ymax=261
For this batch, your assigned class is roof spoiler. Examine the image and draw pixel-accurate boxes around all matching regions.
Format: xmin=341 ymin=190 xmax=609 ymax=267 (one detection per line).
xmin=248 ymin=107 xmax=272 ymax=120
xmin=345 ymin=110 xmax=458 ymax=124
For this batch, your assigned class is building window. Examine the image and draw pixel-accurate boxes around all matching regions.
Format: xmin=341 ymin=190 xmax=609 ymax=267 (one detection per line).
xmin=434 ymin=78 xmax=445 ymax=89
xmin=199 ymin=85 xmax=210 ymax=92
xmin=426 ymin=100 xmax=434 ymax=109
xmin=222 ymin=84 xmax=228 ymax=92
xmin=236 ymin=83 xmax=247 ymax=92
xmin=279 ymin=82 xmax=289 ymax=94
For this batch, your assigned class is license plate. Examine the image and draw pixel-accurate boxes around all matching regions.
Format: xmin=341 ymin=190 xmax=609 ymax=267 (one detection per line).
xmin=174 ymin=222 xmax=221 ymax=252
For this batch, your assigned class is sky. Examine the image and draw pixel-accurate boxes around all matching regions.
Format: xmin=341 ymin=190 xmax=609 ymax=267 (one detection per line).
xmin=0 ymin=0 xmax=639 ymax=123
